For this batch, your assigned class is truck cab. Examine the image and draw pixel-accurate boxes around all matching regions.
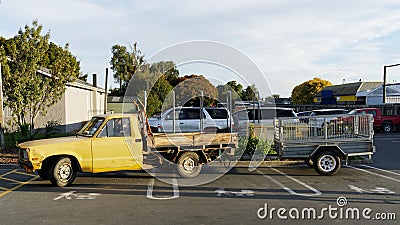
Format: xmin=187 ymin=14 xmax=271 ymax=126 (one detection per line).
xmin=19 ymin=114 xmax=144 ymax=187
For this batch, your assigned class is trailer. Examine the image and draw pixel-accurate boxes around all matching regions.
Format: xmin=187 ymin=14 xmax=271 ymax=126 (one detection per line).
xmin=273 ymin=114 xmax=375 ymax=175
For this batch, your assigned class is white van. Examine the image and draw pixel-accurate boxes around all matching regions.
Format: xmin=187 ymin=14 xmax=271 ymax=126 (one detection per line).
xmin=148 ymin=107 xmax=232 ymax=133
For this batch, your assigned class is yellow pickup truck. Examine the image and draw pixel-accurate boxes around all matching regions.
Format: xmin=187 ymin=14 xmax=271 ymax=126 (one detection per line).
xmin=18 ymin=113 xmax=237 ymax=187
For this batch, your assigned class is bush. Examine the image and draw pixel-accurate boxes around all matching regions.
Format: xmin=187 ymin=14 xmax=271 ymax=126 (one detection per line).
xmin=238 ymin=124 xmax=274 ymax=156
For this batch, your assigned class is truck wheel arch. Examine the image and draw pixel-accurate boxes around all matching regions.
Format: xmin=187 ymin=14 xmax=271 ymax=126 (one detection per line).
xmin=42 ymin=155 xmax=82 ymax=173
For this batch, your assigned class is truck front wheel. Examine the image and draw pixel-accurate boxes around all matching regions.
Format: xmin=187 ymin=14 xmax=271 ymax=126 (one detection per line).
xmin=177 ymin=152 xmax=202 ymax=178
xmin=313 ymin=151 xmax=341 ymax=176
xmin=37 ymin=169 xmax=49 ymax=180
xmin=49 ymin=157 xmax=76 ymax=187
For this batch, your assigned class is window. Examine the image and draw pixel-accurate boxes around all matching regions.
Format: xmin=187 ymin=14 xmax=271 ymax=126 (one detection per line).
xmin=78 ymin=117 xmax=104 ymax=136
xmin=206 ymin=108 xmax=228 ymax=119
xmin=367 ymin=110 xmax=377 ymax=117
xmin=247 ymin=109 xmax=259 ymax=120
xmin=260 ymin=109 xmax=275 ymax=120
xmin=235 ymin=110 xmax=248 ymax=120
xmin=165 ymin=109 xmax=185 ymax=120
xmin=185 ymin=109 xmax=202 ymax=119
xmin=98 ymin=118 xmax=131 ymax=138
xmin=276 ymin=109 xmax=296 ymax=118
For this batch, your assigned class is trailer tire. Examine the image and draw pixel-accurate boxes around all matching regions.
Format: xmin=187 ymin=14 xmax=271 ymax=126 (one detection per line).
xmin=49 ymin=157 xmax=76 ymax=187
xmin=177 ymin=152 xmax=202 ymax=178
xmin=382 ymin=122 xmax=393 ymax=133
xmin=313 ymin=151 xmax=341 ymax=176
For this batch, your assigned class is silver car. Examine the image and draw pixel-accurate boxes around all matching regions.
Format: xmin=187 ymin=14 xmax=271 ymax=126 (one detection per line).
xmin=148 ymin=107 xmax=232 ymax=133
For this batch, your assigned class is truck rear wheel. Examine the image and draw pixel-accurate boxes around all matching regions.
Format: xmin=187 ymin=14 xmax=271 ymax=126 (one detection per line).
xmin=313 ymin=151 xmax=341 ymax=176
xmin=177 ymin=152 xmax=202 ymax=178
xmin=49 ymin=157 xmax=76 ymax=187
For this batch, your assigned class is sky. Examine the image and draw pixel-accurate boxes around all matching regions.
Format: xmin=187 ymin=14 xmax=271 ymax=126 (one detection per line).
xmin=1 ymin=0 xmax=400 ymax=97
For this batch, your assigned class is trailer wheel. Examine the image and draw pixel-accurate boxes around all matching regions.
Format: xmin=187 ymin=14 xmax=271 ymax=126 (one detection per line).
xmin=177 ymin=152 xmax=202 ymax=178
xmin=314 ymin=151 xmax=341 ymax=176
xmin=49 ymin=157 xmax=76 ymax=187
xmin=304 ymin=158 xmax=314 ymax=168
xmin=382 ymin=122 xmax=393 ymax=133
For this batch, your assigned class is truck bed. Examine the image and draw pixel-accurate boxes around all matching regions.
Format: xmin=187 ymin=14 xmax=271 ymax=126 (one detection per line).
xmin=151 ymin=132 xmax=237 ymax=148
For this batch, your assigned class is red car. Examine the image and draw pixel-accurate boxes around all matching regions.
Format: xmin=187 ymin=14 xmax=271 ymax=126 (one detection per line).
xmin=349 ymin=108 xmax=400 ymax=133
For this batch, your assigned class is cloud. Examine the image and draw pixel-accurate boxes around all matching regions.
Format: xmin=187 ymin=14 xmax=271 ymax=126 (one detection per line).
xmin=1 ymin=0 xmax=400 ymax=96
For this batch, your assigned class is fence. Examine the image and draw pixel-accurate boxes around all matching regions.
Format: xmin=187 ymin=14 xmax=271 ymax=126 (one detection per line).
xmin=274 ymin=114 xmax=374 ymax=143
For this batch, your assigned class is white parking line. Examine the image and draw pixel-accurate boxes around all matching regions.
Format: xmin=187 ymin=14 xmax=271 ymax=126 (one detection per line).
xmin=146 ymin=178 xmax=179 ymax=200
xmin=358 ymin=165 xmax=400 ymax=177
xmin=256 ymin=168 xmax=322 ymax=197
xmin=345 ymin=165 xmax=400 ymax=183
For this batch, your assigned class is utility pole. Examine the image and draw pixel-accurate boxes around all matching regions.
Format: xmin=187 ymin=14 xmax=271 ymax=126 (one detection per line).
xmin=0 ymin=63 xmax=5 ymax=152
xmin=104 ymin=68 xmax=108 ymax=114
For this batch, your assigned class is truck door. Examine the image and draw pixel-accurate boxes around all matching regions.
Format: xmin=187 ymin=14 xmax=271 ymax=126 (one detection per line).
xmin=91 ymin=117 xmax=140 ymax=172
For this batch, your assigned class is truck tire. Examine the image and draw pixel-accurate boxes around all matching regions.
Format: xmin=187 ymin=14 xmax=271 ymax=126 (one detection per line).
xmin=49 ymin=157 xmax=76 ymax=187
xmin=382 ymin=122 xmax=393 ymax=133
xmin=177 ymin=152 xmax=202 ymax=178
xmin=37 ymin=169 xmax=49 ymax=180
xmin=313 ymin=151 xmax=341 ymax=176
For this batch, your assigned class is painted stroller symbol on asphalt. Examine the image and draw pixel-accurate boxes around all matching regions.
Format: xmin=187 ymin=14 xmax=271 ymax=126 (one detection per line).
xmin=349 ymin=185 xmax=395 ymax=194
xmin=215 ymin=188 xmax=254 ymax=197
xmin=53 ymin=191 xmax=100 ymax=200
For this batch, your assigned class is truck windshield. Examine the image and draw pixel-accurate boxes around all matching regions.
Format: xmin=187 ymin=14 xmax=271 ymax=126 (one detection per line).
xmin=77 ymin=117 xmax=105 ymax=137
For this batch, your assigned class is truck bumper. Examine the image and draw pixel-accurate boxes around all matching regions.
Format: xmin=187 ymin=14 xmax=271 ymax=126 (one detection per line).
xmin=18 ymin=159 xmax=34 ymax=173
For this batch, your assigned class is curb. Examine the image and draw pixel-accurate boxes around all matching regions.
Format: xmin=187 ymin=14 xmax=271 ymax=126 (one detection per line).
xmin=0 ymin=164 xmax=19 ymax=169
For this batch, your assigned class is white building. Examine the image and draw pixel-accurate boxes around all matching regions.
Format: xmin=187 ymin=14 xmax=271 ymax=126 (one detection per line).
xmin=5 ymin=79 xmax=105 ymax=133
xmin=357 ymin=84 xmax=400 ymax=105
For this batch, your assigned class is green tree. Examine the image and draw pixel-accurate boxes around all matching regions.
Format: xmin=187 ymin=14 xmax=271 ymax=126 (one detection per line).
xmin=226 ymin=81 xmax=243 ymax=99
xmin=128 ymin=61 xmax=178 ymax=116
xmin=241 ymin=84 xmax=258 ymax=101
xmin=291 ymin=77 xmax=332 ymax=104
xmin=0 ymin=21 xmax=81 ymax=136
xmin=148 ymin=61 xmax=179 ymax=86
xmin=110 ymin=42 xmax=145 ymax=94
xmin=146 ymin=76 xmax=173 ymax=116
xmin=271 ymin=94 xmax=280 ymax=99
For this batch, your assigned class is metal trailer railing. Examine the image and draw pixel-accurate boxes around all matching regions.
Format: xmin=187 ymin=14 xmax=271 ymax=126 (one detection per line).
xmin=274 ymin=114 xmax=374 ymax=144
xmin=273 ymin=114 xmax=375 ymax=176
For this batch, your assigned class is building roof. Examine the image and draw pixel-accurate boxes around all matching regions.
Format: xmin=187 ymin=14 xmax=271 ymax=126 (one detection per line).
xmin=36 ymin=67 xmax=105 ymax=93
xmin=67 ymin=79 xmax=105 ymax=93
xmin=314 ymin=82 xmax=382 ymax=97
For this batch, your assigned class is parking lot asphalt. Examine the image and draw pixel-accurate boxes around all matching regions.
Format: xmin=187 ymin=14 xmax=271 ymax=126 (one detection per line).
xmin=0 ymin=133 xmax=398 ymax=225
